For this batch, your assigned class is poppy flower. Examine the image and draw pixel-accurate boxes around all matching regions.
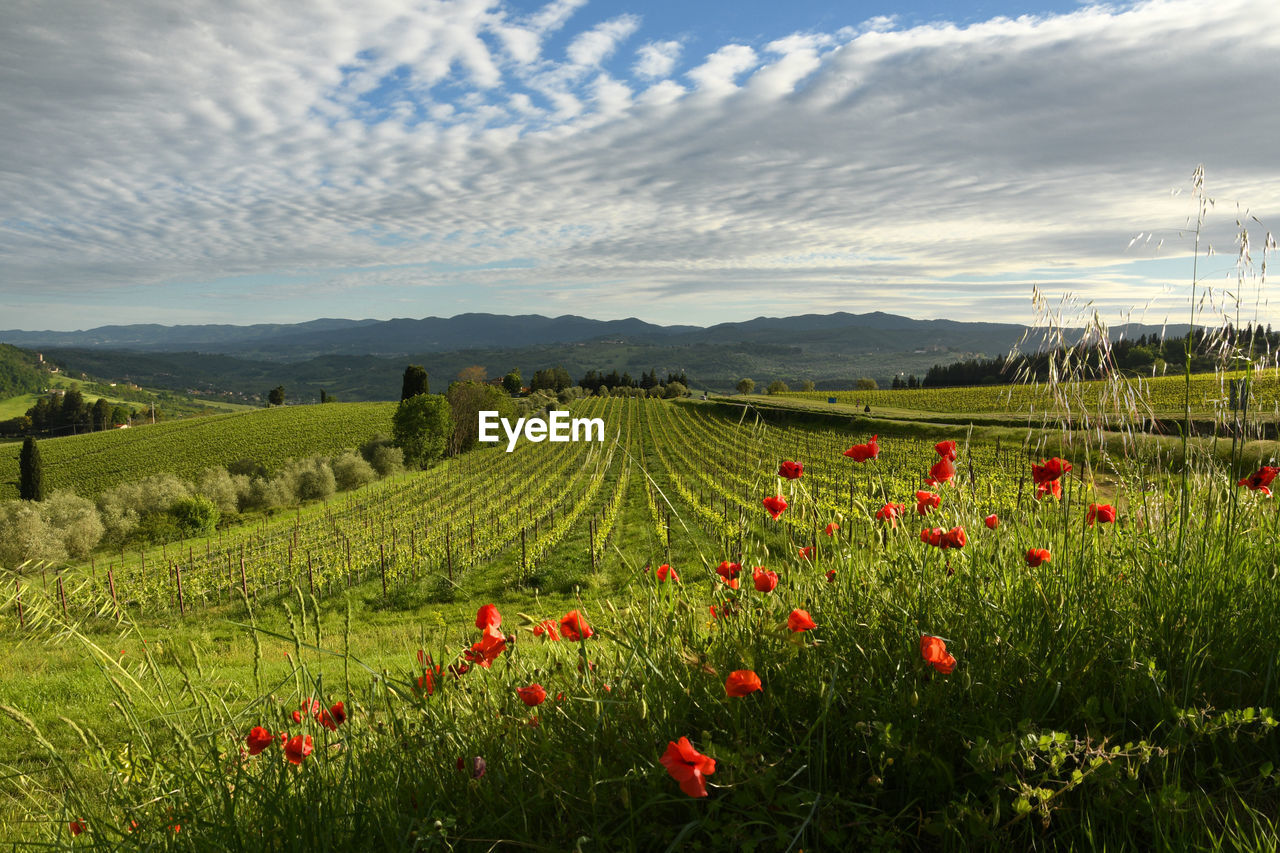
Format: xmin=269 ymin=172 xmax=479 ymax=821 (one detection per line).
xmin=915 ymin=491 xmax=941 ymax=515
xmin=475 ymin=604 xmax=501 ymax=630
xmin=1087 ymin=503 xmax=1117 ymax=525
xmin=762 ymin=495 xmax=788 ymax=520
xmin=1035 ymin=480 xmax=1062 ymax=501
xmin=1032 ymin=457 xmax=1072 ymax=484
xmin=517 ymin=684 xmax=547 ymax=707
xmin=418 ymin=667 xmax=440 ymax=695
xmin=824 ymin=522 xmax=839 ymax=536
xmin=798 ymin=546 xmax=814 ymax=561
xmin=876 ymin=502 xmax=906 ymax=525
xmin=247 ymin=726 xmax=275 ymax=755
xmin=560 ymin=610 xmax=593 ymax=642
xmin=920 ymin=527 xmax=944 ymax=547
xmin=778 ymin=460 xmax=804 ymax=480
xmin=984 ymin=514 xmax=998 ymax=529
xmin=1238 ymin=466 xmax=1280 ymax=496
xmin=722 ymin=576 xmax=740 ymax=589
xmin=926 ymin=458 xmax=955 ymax=486
xmin=725 ymin=670 xmax=762 ymax=697
xmin=69 ymin=821 xmax=86 ymax=837
xmin=825 ymin=569 xmax=837 ymax=582
xmin=920 ymin=634 xmax=957 ymax=674
xmin=935 ymin=440 xmax=958 ymax=461
xmin=752 ymin=567 xmax=778 ymax=592
xmin=457 ymin=755 xmax=487 ymax=778
xmin=291 ymin=710 xmax=303 ymax=724
xmin=655 ymin=564 xmax=680 ymax=583
xmin=715 ymin=561 xmax=742 ymax=581
xmin=465 ymin=625 xmax=508 ymax=668
xmin=317 ymin=701 xmax=346 ymax=730
xmin=283 ymin=734 xmax=313 ymax=765
xmin=533 ymin=619 xmax=561 ymax=640
xmin=942 ymin=526 xmax=966 ymax=549
xmin=788 ymin=609 xmax=817 ymax=632
xmin=1025 ymin=548 xmax=1052 ymax=567
xmin=660 ymin=737 xmax=716 ymax=798
xmin=844 ymin=435 xmax=879 ymax=462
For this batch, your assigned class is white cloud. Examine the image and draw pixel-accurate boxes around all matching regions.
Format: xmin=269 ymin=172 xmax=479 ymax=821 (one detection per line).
xmin=566 ymin=15 xmax=641 ymax=67
xmin=686 ymin=44 xmax=758 ymax=95
xmin=634 ymin=40 xmax=681 ymax=79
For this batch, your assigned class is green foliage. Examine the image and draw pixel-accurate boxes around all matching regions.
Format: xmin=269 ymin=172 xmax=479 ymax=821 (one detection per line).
xmin=401 ymin=365 xmax=429 ymax=401
xmin=392 ymin=394 xmax=451 ymax=469
xmin=169 ymin=495 xmax=220 ymax=538
xmin=736 ymin=378 xmax=755 ymax=394
xmin=0 ymin=343 xmax=47 ymax=398
xmin=766 ymin=379 xmax=789 ymax=394
xmin=855 ymin=377 xmax=879 ymax=390
xmin=268 ymin=385 xmax=286 ymax=406
xmin=446 ymin=380 xmax=515 ymax=455
xmin=502 ymin=368 xmax=523 ymax=395
xmin=663 ymin=381 xmax=687 ymax=399
xmin=18 ymin=436 xmax=44 ymax=501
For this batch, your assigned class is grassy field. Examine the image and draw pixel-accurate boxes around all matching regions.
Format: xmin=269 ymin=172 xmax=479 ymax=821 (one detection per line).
xmin=0 ymin=402 xmax=397 ymax=500
xmin=2 ymin=396 xmax=1279 ymax=850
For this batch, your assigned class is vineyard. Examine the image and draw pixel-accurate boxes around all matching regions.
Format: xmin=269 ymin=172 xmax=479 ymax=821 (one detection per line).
xmin=0 ymin=402 xmax=396 ymax=500
xmin=3 ymin=397 xmax=1280 ymax=849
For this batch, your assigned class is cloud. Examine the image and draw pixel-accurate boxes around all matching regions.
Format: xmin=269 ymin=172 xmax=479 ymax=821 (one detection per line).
xmin=2 ymin=0 xmax=1279 ymax=331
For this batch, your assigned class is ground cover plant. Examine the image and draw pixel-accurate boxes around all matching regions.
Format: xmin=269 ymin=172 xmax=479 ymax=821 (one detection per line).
xmin=3 ymin=392 xmax=1280 ymax=850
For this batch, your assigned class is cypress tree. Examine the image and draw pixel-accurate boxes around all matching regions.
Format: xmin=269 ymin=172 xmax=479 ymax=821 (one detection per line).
xmin=401 ymin=365 xmax=429 ymax=400
xmin=19 ymin=436 xmax=45 ymax=501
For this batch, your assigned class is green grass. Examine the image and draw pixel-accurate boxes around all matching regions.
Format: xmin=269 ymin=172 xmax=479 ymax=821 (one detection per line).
xmin=3 ymin=398 xmax=1280 ymax=850
xmin=0 ymin=402 xmax=396 ymax=500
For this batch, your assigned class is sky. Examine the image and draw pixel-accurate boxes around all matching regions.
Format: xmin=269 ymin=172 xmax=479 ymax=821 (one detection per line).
xmin=2 ymin=0 xmax=1279 ymax=332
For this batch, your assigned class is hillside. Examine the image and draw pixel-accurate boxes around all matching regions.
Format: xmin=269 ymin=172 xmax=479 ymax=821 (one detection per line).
xmin=0 ymin=343 xmax=48 ymax=398
xmin=0 ymin=401 xmax=396 ymax=500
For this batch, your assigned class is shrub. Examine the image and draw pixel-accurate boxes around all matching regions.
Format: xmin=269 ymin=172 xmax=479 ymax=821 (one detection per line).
xmin=40 ymin=491 xmax=103 ymax=559
xmin=392 ymin=394 xmax=452 ymax=469
xmin=0 ymin=501 xmax=65 ymax=566
xmin=332 ymin=451 xmax=377 ymax=491
xmin=169 ymin=495 xmax=220 ymax=538
xmin=195 ymin=468 xmax=241 ymax=516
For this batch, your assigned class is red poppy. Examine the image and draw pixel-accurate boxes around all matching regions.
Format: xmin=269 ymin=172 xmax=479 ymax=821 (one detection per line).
xmin=449 ymin=662 xmax=471 ymax=678
xmin=844 ymin=435 xmax=879 ymax=462
xmin=788 ymin=609 xmax=817 ymax=632
xmin=1032 ymin=457 xmax=1072 ymax=484
xmin=725 ymin=670 xmax=762 ymax=697
xmin=920 ymin=634 xmax=956 ymax=674
xmin=915 ymin=491 xmax=941 ymax=515
xmin=475 ymin=604 xmax=501 ymax=630
xmin=69 ymin=820 xmax=86 ymax=837
xmin=984 ymin=514 xmax=998 ymax=529
xmin=1086 ymin=503 xmax=1117 ymax=525
xmin=465 ymin=625 xmax=508 ymax=668
xmin=660 ymin=737 xmax=716 ymax=798
xmin=418 ymin=667 xmax=440 ymax=694
xmin=283 ymin=734 xmax=313 ymax=765
xmin=247 ymin=726 xmax=275 ymax=755
xmin=560 ymin=610 xmax=593 ymax=642
xmin=517 ymin=684 xmax=547 ymax=707
xmin=1035 ymin=480 xmax=1062 ymax=501
xmin=291 ymin=710 xmax=303 ymax=724
xmin=533 ymin=619 xmax=561 ymax=640
xmin=655 ymin=564 xmax=680 ymax=583
xmin=920 ymin=527 xmax=944 ymax=547
xmin=927 ymin=457 xmax=955 ymax=486
xmin=1025 ymin=548 xmax=1052 ymax=567
xmin=778 ymin=460 xmax=804 ymax=480
xmin=825 ymin=569 xmax=837 ymax=582
xmin=824 ymin=522 xmax=839 ymax=536
xmin=457 ymin=755 xmax=487 ymax=778
xmin=722 ymin=576 xmax=740 ymax=589
xmin=876 ymin=502 xmax=906 ymax=525
xmin=317 ymin=701 xmax=346 ymax=730
xmin=935 ymin=440 xmax=958 ymax=461
xmin=1238 ymin=466 xmax=1280 ymax=497
xmin=797 ymin=546 xmax=814 ymax=561
xmin=762 ymin=495 xmax=788 ymax=520
xmin=715 ymin=561 xmax=742 ymax=581
xmin=752 ymin=567 xmax=778 ymax=592
xmin=942 ymin=526 xmax=966 ymax=549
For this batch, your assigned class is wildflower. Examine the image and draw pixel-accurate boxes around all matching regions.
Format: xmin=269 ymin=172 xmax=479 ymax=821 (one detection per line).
xmin=533 ymin=619 xmax=561 ymax=640
xmin=752 ymin=567 xmax=778 ymax=592
xmin=660 ymin=737 xmax=716 ymax=798
xmin=778 ymin=461 xmax=804 ymax=479
xmin=458 ymin=755 xmax=486 ymax=778
xmin=876 ymin=502 xmax=906 ymax=525
xmin=788 ymin=609 xmax=817 ymax=632
xmin=1035 ymin=480 xmax=1062 ymax=501
xmin=825 ymin=569 xmax=837 ymax=582
xmin=1025 ymin=548 xmax=1052 ymax=567
xmin=317 ymin=701 xmax=346 ymax=731
xmin=283 ymin=734 xmax=313 ymax=765
xmin=465 ymin=625 xmax=508 ymax=668
xmin=798 ymin=546 xmax=814 ymax=561
xmin=655 ymin=564 xmax=680 ymax=583
xmin=935 ymin=440 xmax=958 ymax=461
xmin=844 ymin=435 xmax=879 ymax=462
xmin=418 ymin=667 xmax=439 ymax=694
xmin=1238 ymin=466 xmax=1280 ymax=496
xmin=762 ymin=495 xmax=788 ymax=520
xmin=920 ymin=634 xmax=956 ymax=674
xmin=824 ymin=522 xmax=839 ymax=536
xmin=449 ymin=662 xmax=471 ymax=678
xmin=1087 ymin=503 xmax=1117 ymax=525
xmin=517 ymin=684 xmax=547 ymax=707
xmin=715 ymin=561 xmax=742 ymax=581
xmin=721 ymin=575 xmax=740 ymax=589
xmin=725 ymin=670 xmax=762 ymax=697
xmin=475 ymin=604 xmax=501 ymax=630
xmin=984 ymin=514 xmax=998 ymax=529
xmin=915 ymin=491 xmax=941 ymax=515
xmin=246 ymin=726 xmax=275 ymax=755
xmin=1032 ymin=457 xmax=1072 ymax=484
xmin=920 ymin=527 xmax=944 ymax=547
xmin=942 ymin=526 xmax=966 ymax=549
xmin=927 ymin=458 xmax=956 ymax=486
xmin=560 ymin=610 xmax=593 ymax=642
xmin=70 ymin=821 xmax=86 ymax=837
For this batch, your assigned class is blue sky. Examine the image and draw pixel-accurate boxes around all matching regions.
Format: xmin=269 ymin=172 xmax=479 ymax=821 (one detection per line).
xmin=2 ymin=0 xmax=1278 ymax=331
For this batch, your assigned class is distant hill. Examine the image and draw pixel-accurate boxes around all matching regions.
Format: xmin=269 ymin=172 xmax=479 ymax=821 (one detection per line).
xmin=0 ymin=343 xmax=50 ymax=398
